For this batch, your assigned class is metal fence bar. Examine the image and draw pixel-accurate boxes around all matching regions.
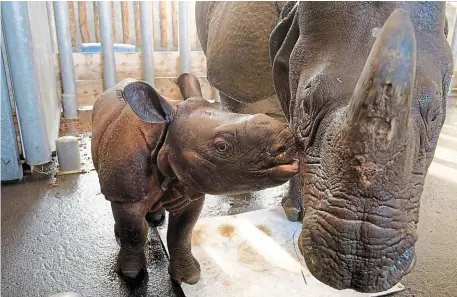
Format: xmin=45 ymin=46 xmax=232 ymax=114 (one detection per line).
xmin=178 ymin=1 xmax=191 ymax=73
xmin=46 ymin=2 xmax=58 ymax=53
xmin=140 ymin=1 xmax=155 ymax=85
xmin=54 ymin=1 xmax=78 ymax=118
xmin=98 ymin=1 xmax=117 ymax=90
xmin=2 ymin=1 xmax=51 ymax=165
xmin=1 ymin=34 xmax=23 ymax=181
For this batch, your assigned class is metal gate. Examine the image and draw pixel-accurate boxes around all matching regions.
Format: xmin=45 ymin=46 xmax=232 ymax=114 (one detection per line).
xmin=1 ymin=2 xmax=60 ymax=181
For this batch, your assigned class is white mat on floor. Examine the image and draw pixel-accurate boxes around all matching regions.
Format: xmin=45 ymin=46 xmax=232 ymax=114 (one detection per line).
xmin=157 ymin=207 xmax=405 ymax=297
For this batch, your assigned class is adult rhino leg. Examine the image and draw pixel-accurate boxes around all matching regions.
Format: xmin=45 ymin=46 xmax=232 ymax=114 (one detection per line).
xmin=167 ymin=195 xmax=205 ymax=285
xmin=110 ymin=199 xmax=150 ymax=279
xmin=281 ymin=175 xmax=303 ymax=222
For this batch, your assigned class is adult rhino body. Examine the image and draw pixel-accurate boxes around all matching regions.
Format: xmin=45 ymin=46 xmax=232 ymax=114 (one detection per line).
xmin=196 ymin=1 xmax=452 ymax=292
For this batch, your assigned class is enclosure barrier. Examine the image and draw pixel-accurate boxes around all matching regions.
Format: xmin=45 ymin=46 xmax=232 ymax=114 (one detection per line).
xmin=2 ymin=2 xmax=52 ymax=165
xmin=54 ymin=1 xmax=78 ymax=118
xmin=98 ymin=1 xmax=117 ymax=90
xmin=53 ymin=1 xmax=215 ymax=107
xmin=140 ymin=1 xmax=154 ymax=85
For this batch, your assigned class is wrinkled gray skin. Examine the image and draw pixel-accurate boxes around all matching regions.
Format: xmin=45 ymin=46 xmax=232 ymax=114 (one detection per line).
xmin=196 ymin=1 xmax=452 ymax=292
xmin=196 ymin=1 xmax=303 ymax=222
xmin=91 ymin=73 xmax=298 ymax=284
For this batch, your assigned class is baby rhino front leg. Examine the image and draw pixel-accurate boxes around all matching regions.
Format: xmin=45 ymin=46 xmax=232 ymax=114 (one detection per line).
xmin=111 ymin=199 xmax=150 ymax=279
xmin=166 ymin=195 xmax=205 ymax=285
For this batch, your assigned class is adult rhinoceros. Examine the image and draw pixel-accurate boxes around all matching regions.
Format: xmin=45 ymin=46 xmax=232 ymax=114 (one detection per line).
xmin=196 ymin=1 xmax=452 ymax=293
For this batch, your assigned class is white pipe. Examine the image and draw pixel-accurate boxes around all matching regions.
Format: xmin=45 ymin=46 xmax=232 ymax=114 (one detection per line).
xmin=140 ymin=1 xmax=155 ymax=86
xmin=98 ymin=2 xmax=117 ymax=90
xmin=2 ymin=1 xmax=52 ymax=164
xmin=178 ymin=1 xmax=191 ymax=73
xmin=54 ymin=1 xmax=78 ymax=118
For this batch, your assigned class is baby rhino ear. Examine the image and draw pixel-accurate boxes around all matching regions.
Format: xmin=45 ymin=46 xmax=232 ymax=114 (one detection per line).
xmin=122 ymin=81 xmax=175 ymax=123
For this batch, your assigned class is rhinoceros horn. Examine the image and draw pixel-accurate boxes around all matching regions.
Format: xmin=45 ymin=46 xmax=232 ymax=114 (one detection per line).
xmin=344 ymin=9 xmax=416 ymax=162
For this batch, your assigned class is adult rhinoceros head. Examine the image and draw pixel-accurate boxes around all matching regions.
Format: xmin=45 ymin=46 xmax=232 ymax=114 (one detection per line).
xmin=270 ymin=2 xmax=452 ymax=292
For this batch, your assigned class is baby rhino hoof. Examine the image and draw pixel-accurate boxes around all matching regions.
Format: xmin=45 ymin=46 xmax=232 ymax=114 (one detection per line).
xmin=169 ymin=256 xmax=201 ymax=285
xmin=283 ymin=206 xmax=301 ymax=222
xmin=281 ymin=196 xmax=303 ymax=222
xmin=146 ymin=208 xmax=166 ymax=226
xmin=118 ymin=248 xmax=147 ymax=279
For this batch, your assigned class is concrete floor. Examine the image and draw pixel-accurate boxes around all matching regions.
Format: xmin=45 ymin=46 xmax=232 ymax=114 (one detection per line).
xmin=2 ymin=103 xmax=457 ymax=297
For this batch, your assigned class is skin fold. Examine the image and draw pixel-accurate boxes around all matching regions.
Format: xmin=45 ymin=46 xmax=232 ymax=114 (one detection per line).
xmin=196 ymin=1 xmax=452 ymax=292
xmin=91 ymin=73 xmax=298 ymax=283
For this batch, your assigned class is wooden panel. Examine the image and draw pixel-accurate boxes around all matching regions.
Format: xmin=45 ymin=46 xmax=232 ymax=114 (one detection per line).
xmin=172 ymin=1 xmax=178 ymax=48
xmin=111 ymin=2 xmax=116 ymax=42
xmin=56 ymin=77 xmax=215 ymax=106
xmin=133 ymin=1 xmax=141 ymax=46
xmin=55 ymin=51 xmax=208 ymax=80
xmin=78 ymin=2 xmax=90 ymax=43
xmin=121 ymin=1 xmax=130 ymax=44
xmin=68 ymin=1 xmax=76 ymax=45
xmin=159 ymin=1 xmax=168 ymax=47
xmin=93 ymin=2 xmax=100 ymax=42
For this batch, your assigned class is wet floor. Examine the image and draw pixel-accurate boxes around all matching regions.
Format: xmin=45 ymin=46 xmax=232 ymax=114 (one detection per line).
xmin=2 ymin=103 xmax=457 ymax=297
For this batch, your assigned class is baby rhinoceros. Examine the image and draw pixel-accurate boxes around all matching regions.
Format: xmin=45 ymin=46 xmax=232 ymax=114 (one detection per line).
xmin=91 ymin=73 xmax=298 ymax=284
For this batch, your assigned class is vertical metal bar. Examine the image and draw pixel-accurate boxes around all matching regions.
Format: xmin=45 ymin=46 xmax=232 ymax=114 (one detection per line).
xmin=46 ymin=2 xmax=58 ymax=53
xmin=2 ymin=1 xmax=51 ymax=165
xmin=1 ymin=30 xmax=23 ymax=181
xmin=140 ymin=1 xmax=155 ymax=86
xmin=98 ymin=2 xmax=116 ymax=90
xmin=178 ymin=1 xmax=191 ymax=73
xmin=54 ymin=1 xmax=78 ymax=119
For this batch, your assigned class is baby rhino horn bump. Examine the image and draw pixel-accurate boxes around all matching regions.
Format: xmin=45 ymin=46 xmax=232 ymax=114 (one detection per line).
xmin=176 ymin=73 xmax=203 ymax=100
xmin=345 ymin=9 xmax=416 ymax=151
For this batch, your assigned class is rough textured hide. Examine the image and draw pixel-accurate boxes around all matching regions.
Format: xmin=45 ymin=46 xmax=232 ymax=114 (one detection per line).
xmin=196 ymin=1 xmax=288 ymax=121
xmin=197 ymin=1 xmax=452 ymax=293
xmin=91 ymin=73 xmax=298 ymax=284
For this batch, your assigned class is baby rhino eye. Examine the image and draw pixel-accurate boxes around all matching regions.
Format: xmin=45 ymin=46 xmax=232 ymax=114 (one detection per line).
xmin=216 ymin=142 xmax=228 ymax=153
xmin=213 ymin=136 xmax=230 ymax=153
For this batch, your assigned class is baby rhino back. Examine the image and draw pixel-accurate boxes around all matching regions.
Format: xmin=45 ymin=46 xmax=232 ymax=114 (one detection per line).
xmin=91 ymin=80 xmax=165 ymax=203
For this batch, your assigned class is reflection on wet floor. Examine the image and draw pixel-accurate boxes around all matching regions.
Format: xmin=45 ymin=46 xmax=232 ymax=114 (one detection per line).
xmin=202 ymin=183 xmax=289 ymax=218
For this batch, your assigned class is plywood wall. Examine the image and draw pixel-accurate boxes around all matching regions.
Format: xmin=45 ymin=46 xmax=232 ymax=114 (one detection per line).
xmin=55 ymin=51 xmax=215 ymax=106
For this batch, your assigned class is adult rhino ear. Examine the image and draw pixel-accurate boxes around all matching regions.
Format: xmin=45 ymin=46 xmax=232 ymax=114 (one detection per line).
xmin=176 ymin=73 xmax=203 ymax=100
xmin=122 ymin=81 xmax=175 ymax=123
xmin=269 ymin=3 xmax=299 ymax=121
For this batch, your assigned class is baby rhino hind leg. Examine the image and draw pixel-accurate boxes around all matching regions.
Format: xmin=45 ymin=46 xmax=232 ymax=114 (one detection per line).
xmin=110 ymin=199 xmax=150 ymax=279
